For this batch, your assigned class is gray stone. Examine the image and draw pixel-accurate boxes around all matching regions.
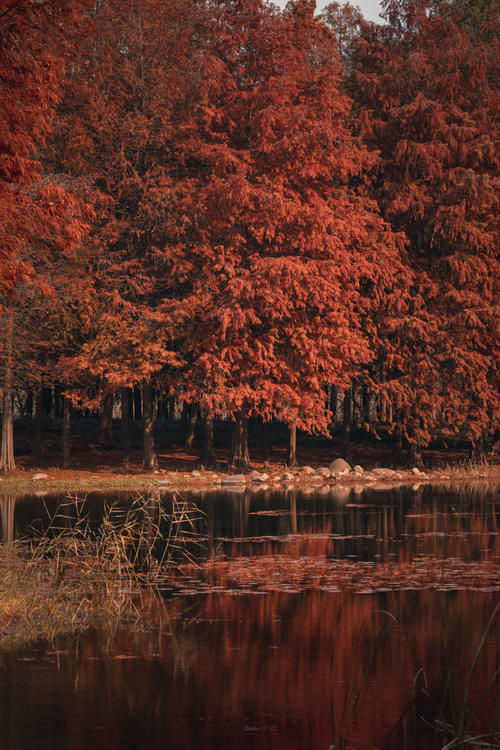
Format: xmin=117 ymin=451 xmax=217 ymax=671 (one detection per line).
xmin=250 ymin=473 xmax=269 ymax=483
xmin=353 ymin=465 xmax=364 ymax=475
xmin=32 ymin=473 xmax=49 ymax=480
xmin=371 ymin=468 xmax=397 ymax=477
xmin=411 ymin=467 xmax=420 ymax=475
xmin=191 ymin=470 xmax=201 ymax=477
xmin=281 ymin=472 xmax=294 ymax=481
xmin=315 ymin=466 xmax=331 ymax=478
xmin=329 ymin=458 xmax=352 ymax=476
xmin=301 ymin=466 xmax=315 ymax=475
xmin=309 ymin=474 xmax=324 ymax=483
xmin=222 ymin=474 xmax=247 ymax=485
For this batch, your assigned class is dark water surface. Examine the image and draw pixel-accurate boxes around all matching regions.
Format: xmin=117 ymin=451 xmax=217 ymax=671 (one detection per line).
xmin=1 ymin=483 xmax=499 ymax=749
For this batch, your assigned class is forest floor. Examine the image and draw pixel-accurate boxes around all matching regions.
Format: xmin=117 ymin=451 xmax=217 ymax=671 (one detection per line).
xmin=1 ymin=424 xmax=499 ymax=493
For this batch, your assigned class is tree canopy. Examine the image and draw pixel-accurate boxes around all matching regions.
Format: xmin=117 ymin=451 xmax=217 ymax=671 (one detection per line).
xmin=0 ymin=0 xmax=498 ymax=470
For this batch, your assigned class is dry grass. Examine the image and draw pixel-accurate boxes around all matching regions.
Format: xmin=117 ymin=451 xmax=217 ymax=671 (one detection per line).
xmin=0 ymin=493 xmax=201 ymax=650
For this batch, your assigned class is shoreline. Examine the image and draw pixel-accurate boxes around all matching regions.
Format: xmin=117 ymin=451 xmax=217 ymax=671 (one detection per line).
xmin=0 ymin=461 xmax=498 ymax=495
xmin=1 ymin=465 xmax=498 ymax=651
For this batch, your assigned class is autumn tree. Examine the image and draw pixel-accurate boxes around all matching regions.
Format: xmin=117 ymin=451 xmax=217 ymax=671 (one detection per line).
xmin=321 ymin=1 xmax=365 ymax=63
xmin=0 ymin=0 xmax=91 ymax=471
xmin=163 ymin=0 xmax=404 ymax=466
xmin=53 ymin=0 xmax=204 ymax=469
xmin=350 ymin=0 xmax=499 ymax=461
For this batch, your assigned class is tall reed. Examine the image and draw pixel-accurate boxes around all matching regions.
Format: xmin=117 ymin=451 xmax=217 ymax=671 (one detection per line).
xmin=0 ymin=492 xmax=202 ymax=648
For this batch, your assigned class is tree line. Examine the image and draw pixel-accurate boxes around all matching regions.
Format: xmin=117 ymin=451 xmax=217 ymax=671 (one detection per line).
xmin=0 ymin=0 xmax=498 ymax=471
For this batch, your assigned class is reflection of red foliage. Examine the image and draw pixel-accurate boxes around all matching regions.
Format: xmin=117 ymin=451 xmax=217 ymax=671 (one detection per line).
xmin=9 ymin=590 xmax=496 ymax=750
xmin=172 ymin=509 xmax=500 ymax=594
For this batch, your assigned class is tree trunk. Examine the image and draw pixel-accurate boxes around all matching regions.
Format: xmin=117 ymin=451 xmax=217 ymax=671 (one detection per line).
xmin=0 ymin=310 xmax=15 ymax=472
xmin=407 ymin=431 xmax=423 ymax=468
xmin=491 ymin=430 xmax=500 ymax=454
xmin=33 ymin=386 xmax=44 ymax=458
xmin=393 ymin=408 xmax=403 ymax=453
xmin=200 ymin=413 xmax=216 ymax=467
xmin=367 ymin=387 xmax=377 ymax=426
xmin=352 ymin=379 xmax=361 ymax=425
xmin=262 ymin=419 xmax=273 ymax=461
xmin=361 ymin=381 xmax=370 ymax=425
xmin=180 ymin=400 xmax=189 ymax=426
xmin=50 ymin=385 xmax=56 ymax=420
xmin=469 ymin=436 xmax=485 ymax=463
xmin=54 ymin=385 xmax=63 ymax=419
xmin=380 ymin=390 xmax=387 ymax=423
xmin=396 ymin=424 xmax=403 ymax=452
xmin=168 ymin=395 xmax=175 ymax=420
xmin=62 ymin=395 xmax=71 ymax=469
xmin=142 ymin=381 xmax=158 ymax=470
xmin=42 ymin=387 xmax=51 ymax=418
xmin=230 ymin=412 xmax=250 ymax=468
xmin=120 ymin=387 xmax=131 ymax=460
xmin=133 ymin=385 xmax=142 ymax=421
xmin=98 ymin=391 xmax=114 ymax=446
xmin=342 ymin=386 xmax=352 ymax=463
xmin=184 ymin=403 xmax=198 ymax=451
xmin=288 ymin=423 xmax=297 ymax=467
xmin=25 ymin=390 xmax=33 ymax=417
xmin=330 ymin=386 xmax=339 ymax=424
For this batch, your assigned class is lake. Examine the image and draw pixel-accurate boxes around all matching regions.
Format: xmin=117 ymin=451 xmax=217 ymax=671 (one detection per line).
xmin=1 ymin=482 xmax=499 ymax=749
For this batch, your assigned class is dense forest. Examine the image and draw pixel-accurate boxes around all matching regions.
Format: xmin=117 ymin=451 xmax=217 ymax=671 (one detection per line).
xmin=0 ymin=0 xmax=498 ymax=472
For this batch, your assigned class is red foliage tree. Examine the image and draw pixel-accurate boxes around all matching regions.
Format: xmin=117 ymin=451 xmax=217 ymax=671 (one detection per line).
xmin=166 ymin=0 xmax=403 ymax=466
xmin=53 ymin=0 xmax=204 ymax=469
xmin=351 ymin=0 xmax=499 ymax=461
xmin=0 ymin=0 xmax=92 ymax=471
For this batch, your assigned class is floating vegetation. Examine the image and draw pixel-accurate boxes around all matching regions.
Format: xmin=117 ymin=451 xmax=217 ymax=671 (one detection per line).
xmin=169 ymin=554 xmax=500 ymax=596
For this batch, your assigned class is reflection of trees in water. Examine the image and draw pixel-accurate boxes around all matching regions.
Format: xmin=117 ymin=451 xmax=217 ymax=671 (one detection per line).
xmin=170 ymin=590 xmax=498 ymax=749
xmin=2 ymin=484 xmax=498 ymax=748
xmin=192 ymin=485 xmax=499 ymax=565
xmin=13 ymin=590 xmax=496 ymax=750
xmin=3 ymin=485 xmax=498 ymax=569
xmin=0 ymin=495 xmax=16 ymax=543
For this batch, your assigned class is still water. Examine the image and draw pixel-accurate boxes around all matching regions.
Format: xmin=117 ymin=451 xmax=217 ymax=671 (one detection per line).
xmin=1 ymin=483 xmax=499 ymax=750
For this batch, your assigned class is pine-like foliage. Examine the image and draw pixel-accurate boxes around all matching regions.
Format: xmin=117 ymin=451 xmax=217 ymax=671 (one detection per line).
xmin=351 ymin=0 xmax=499 ymax=448
xmin=167 ymin=0 xmax=403 ymax=433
